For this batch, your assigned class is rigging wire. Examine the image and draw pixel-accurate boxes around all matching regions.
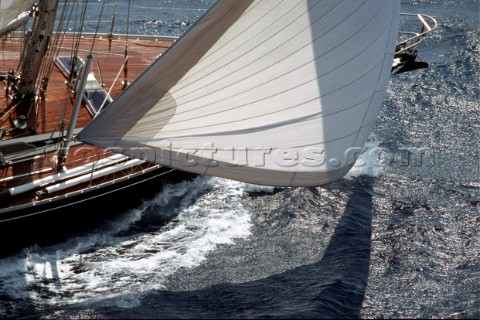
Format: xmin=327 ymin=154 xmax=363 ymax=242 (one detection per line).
xmin=123 ymin=0 xmax=131 ymax=88
xmin=16 ymin=3 xmax=33 ymax=72
xmin=126 ymin=0 xmax=131 ymax=50
xmin=70 ymin=0 xmax=89 ymax=82
xmin=89 ymin=0 xmax=106 ymax=54
xmin=96 ymin=56 xmax=128 ymax=116
xmin=107 ymin=3 xmax=117 ymax=52
xmin=26 ymin=0 xmax=84 ymax=145
xmin=38 ymin=1 xmax=71 ymax=83
xmin=56 ymin=1 xmax=81 ymax=141
xmin=59 ymin=1 xmax=88 ymax=139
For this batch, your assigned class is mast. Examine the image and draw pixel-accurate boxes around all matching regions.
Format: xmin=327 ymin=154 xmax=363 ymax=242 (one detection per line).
xmin=57 ymin=55 xmax=93 ymax=170
xmin=16 ymin=0 xmax=59 ymax=103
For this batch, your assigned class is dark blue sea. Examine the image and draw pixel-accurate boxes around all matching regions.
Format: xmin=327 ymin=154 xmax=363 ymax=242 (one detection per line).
xmin=0 ymin=0 xmax=478 ymax=318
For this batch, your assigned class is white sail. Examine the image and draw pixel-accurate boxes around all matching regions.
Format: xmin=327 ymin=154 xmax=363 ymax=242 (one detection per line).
xmin=0 ymin=0 xmax=34 ymax=36
xmin=78 ymin=0 xmax=400 ymax=187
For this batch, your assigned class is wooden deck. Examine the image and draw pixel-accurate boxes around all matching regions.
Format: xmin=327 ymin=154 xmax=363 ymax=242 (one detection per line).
xmin=1 ymin=33 xmax=174 ymax=135
xmin=0 ymin=33 xmax=175 ymax=209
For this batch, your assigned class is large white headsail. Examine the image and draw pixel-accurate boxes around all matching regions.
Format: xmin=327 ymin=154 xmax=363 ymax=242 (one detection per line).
xmin=78 ymin=0 xmax=400 ymax=187
xmin=0 ymin=0 xmax=35 ymax=36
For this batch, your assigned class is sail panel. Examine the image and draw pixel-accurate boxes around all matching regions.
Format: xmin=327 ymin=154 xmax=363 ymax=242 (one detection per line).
xmin=78 ymin=0 xmax=401 ymax=187
xmin=0 ymin=0 xmax=34 ymax=35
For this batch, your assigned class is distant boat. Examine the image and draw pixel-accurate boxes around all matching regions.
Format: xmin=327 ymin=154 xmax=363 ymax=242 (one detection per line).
xmin=0 ymin=1 xmax=436 ymax=229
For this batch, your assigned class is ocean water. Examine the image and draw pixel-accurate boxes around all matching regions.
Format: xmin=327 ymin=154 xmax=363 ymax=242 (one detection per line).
xmin=0 ymin=0 xmax=479 ymax=318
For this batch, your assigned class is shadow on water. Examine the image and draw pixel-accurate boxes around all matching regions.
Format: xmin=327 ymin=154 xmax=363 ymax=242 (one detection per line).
xmin=4 ymin=176 xmax=374 ymax=319
xmin=88 ymin=177 xmax=375 ymax=319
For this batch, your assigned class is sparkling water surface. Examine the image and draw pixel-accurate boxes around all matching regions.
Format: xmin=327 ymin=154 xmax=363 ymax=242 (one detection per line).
xmin=0 ymin=1 xmax=478 ymax=319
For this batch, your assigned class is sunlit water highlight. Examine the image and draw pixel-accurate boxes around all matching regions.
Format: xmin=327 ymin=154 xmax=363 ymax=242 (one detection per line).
xmin=0 ymin=177 xmax=253 ymax=315
xmin=0 ymin=0 xmax=478 ymax=318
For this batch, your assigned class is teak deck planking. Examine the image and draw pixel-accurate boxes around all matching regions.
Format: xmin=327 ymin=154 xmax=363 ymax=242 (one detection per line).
xmin=0 ymin=33 xmax=175 ymax=208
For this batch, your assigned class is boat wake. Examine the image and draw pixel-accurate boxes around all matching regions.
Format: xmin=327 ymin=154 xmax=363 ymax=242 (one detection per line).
xmin=0 ymin=132 xmax=390 ymax=317
xmin=346 ymin=133 xmax=388 ymax=180
xmin=0 ymin=176 xmax=252 ymax=316
xmin=0 ymin=132 xmax=390 ymax=316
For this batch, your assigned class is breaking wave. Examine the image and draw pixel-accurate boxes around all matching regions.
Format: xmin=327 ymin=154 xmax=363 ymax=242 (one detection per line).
xmin=0 ymin=176 xmax=252 ymax=315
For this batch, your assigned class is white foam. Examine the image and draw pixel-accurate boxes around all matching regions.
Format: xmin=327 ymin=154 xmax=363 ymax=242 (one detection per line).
xmin=346 ymin=133 xmax=389 ymax=179
xmin=243 ymin=184 xmax=278 ymax=193
xmin=0 ymin=176 xmax=252 ymax=313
